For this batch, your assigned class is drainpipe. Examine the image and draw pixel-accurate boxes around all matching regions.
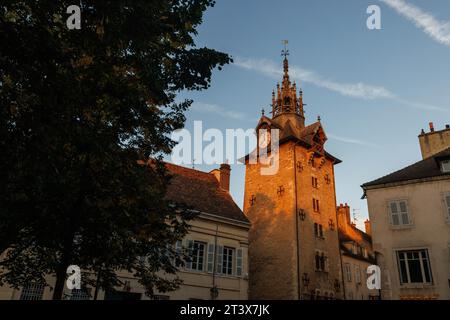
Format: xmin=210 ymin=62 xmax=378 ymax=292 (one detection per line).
xmin=293 ymin=141 xmax=302 ymax=300
xmin=332 ymin=165 xmax=346 ymax=300
xmin=211 ymin=225 xmax=219 ymax=300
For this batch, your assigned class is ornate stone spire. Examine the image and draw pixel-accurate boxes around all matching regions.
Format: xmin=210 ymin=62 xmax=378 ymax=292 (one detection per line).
xmin=271 ymin=42 xmax=305 ymax=123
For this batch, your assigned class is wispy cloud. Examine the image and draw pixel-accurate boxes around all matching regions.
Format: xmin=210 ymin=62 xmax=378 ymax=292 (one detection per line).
xmin=235 ymin=57 xmax=395 ymax=100
xmin=190 ymin=102 xmax=246 ymax=120
xmin=328 ymin=133 xmax=380 ymax=148
xmin=381 ymin=0 xmax=450 ymax=46
xmin=234 ymin=57 xmax=448 ymax=112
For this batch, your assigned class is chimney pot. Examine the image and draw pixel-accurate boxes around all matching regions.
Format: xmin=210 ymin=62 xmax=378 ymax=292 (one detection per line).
xmin=219 ymin=163 xmax=231 ymax=191
xmin=446 ymin=124 xmax=450 ymax=129
xmin=429 ymin=122 xmax=434 ymax=132
xmin=364 ymin=219 xmax=371 ymax=236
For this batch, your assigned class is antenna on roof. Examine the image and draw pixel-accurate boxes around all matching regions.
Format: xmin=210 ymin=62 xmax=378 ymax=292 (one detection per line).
xmin=192 ymin=159 xmax=195 ymax=169
xmin=352 ymin=208 xmax=361 ymax=223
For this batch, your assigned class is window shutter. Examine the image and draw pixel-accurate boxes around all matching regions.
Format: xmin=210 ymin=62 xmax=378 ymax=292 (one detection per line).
xmin=175 ymin=240 xmax=182 ymax=267
xmin=186 ymin=240 xmax=194 ymax=270
xmin=236 ymin=248 xmax=243 ymax=276
xmin=446 ymin=196 xmax=450 ymax=218
xmin=207 ymin=244 xmax=215 ymax=273
xmin=389 ymin=201 xmax=400 ymax=225
xmin=399 ymin=201 xmax=409 ymax=225
xmin=216 ymin=245 xmax=223 ymax=274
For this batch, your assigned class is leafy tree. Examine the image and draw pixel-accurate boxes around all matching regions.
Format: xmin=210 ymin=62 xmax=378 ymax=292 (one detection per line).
xmin=0 ymin=0 xmax=231 ymax=299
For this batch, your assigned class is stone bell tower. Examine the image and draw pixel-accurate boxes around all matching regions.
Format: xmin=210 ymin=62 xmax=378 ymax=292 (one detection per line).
xmin=243 ymin=47 xmax=344 ymax=300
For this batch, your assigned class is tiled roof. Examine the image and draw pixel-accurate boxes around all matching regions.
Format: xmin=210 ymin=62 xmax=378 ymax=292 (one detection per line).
xmin=362 ymin=147 xmax=450 ymax=188
xmin=164 ymin=163 xmax=249 ymax=224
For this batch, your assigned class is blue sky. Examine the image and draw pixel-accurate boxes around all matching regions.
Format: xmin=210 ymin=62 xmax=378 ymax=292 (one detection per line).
xmin=171 ymin=0 xmax=450 ymax=229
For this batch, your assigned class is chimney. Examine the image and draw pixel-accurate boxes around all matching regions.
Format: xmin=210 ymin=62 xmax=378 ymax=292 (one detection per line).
xmin=217 ymin=163 xmax=231 ymax=191
xmin=337 ymin=203 xmax=351 ymax=229
xmin=419 ymin=122 xmax=450 ymax=159
xmin=364 ymin=219 xmax=371 ymax=236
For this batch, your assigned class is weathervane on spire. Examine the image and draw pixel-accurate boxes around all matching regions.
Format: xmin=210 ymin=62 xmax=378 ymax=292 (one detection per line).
xmin=281 ymin=40 xmax=289 ymax=59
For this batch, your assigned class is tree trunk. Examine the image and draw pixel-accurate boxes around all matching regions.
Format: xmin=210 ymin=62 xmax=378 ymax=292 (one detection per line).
xmin=52 ymin=263 xmax=68 ymax=300
xmin=93 ymin=269 xmax=101 ymax=300
xmin=52 ymin=231 xmax=76 ymax=300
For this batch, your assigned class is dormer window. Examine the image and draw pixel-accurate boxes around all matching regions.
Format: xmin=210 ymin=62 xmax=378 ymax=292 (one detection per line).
xmin=441 ymin=160 xmax=450 ymax=173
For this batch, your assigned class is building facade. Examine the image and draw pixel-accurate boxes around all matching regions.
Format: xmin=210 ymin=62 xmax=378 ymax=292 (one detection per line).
xmin=362 ymin=123 xmax=450 ymax=300
xmin=0 ymin=163 xmax=250 ymax=300
xmin=243 ymin=54 xmax=344 ymax=300
xmin=337 ymin=203 xmax=378 ymax=300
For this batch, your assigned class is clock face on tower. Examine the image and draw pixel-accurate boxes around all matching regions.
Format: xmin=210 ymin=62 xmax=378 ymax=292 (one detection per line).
xmin=258 ymin=127 xmax=271 ymax=149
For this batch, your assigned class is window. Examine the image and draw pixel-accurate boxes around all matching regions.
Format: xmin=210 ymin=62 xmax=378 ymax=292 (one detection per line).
xmin=313 ymin=198 xmax=320 ymax=212
xmin=315 ymin=251 xmax=327 ymax=272
xmin=312 ymin=177 xmax=318 ymax=188
xmin=314 ymin=223 xmax=324 ymax=238
xmin=441 ymin=160 xmax=450 ymax=173
xmin=445 ymin=195 xmax=450 ymax=220
xmin=222 ymin=247 xmax=235 ymax=275
xmin=345 ymin=263 xmax=352 ymax=282
xmin=389 ymin=200 xmax=411 ymax=226
xmin=396 ymin=249 xmax=432 ymax=284
xmin=355 ymin=265 xmax=361 ymax=284
xmin=320 ymin=253 xmax=326 ymax=271
xmin=20 ymin=283 xmax=45 ymax=300
xmin=352 ymin=243 xmax=357 ymax=254
xmin=315 ymin=252 xmax=321 ymax=271
xmin=189 ymin=241 xmax=206 ymax=271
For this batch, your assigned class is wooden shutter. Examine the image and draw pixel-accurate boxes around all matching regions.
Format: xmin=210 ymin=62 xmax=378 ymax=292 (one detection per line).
xmin=175 ymin=240 xmax=182 ymax=267
xmin=389 ymin=201 xmax=400 ymax=225
xmin=207 ymin=244 xmax=215 ymax=273
xmin=446 ymin=195 xmax=450 ymax=219
xmin=186 ymin=240 xmax=194 ymax=270
xmin=215 ymin=245 xmax=223 ymax=274
xmin=399 ymin=201 xmax=409 ymax=225
xmin=236 ymin=248 xmax=243 ymax=276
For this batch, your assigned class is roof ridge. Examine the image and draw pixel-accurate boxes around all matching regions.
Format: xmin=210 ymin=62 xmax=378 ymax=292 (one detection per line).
xmin=362 ymin=146 xmax=450 ymax=187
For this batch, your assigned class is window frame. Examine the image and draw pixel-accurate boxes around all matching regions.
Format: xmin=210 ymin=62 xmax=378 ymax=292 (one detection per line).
xmin=190 ymin=241 xmax=207 ymax=272
xmin=222 ymin=246 xmax=235 ymax=276
xmin=355 ymin=265 xmax=361 ymax=284
xmin=344 ymin=263 xmax=352 ymax=282
xmin=313 ymin=198 xmax=320 ymax=212
xmin=395 ymin=249 xmax=433 ymax=285
xmin=441 ymin=160 xmax=450 ymax=173
xmin=388 ymin=199 xmax=412 ymax=227
xmin=443 ymin=193 xmax=450 ymax=221
xmin=312 ymin=176 xmax=318 ymax=189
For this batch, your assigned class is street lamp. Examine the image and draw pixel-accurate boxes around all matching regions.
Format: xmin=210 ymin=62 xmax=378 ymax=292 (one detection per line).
xmin=210 ymin=286 xmax=219 ymax=300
